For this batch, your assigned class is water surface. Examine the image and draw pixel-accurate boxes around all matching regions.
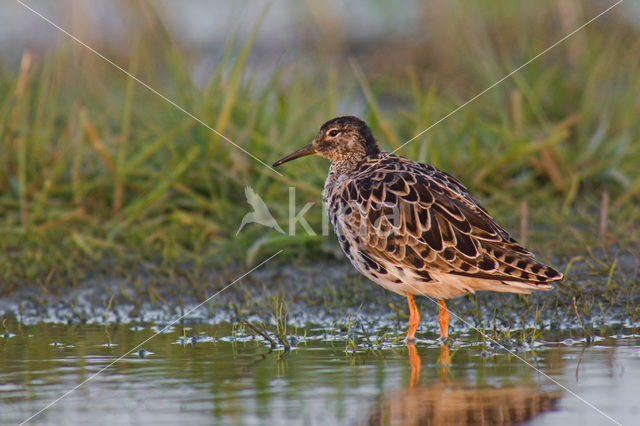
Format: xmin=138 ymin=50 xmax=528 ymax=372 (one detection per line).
xmin=1 ymin=320 xmax=638 ymax=425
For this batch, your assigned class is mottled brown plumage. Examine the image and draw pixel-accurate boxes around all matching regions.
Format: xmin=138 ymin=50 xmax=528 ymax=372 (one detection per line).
xmin=274 ymin=116 xmax=563 ymax=340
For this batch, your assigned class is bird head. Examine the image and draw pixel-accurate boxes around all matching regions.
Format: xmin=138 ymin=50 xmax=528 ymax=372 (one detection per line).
xmin=273 ymin=116 xmax=380 ymax=167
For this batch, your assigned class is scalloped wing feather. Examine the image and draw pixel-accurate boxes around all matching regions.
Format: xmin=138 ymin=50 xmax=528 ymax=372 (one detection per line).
xmin=327 ymin=155 xmax=563 ymax=297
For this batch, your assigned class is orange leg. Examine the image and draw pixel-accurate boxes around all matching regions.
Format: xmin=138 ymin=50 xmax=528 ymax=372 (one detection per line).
xmin=406 ymin=294 xmax=421 ymax=341
xmin=407 ymin=342 xmax=421 ymax=388
xmin=438 ymin=299 xmax=450 ymax=341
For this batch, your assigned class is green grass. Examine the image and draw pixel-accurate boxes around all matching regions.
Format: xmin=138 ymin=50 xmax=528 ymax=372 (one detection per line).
xmin=1 ymin=0 xmax=640 ymax=290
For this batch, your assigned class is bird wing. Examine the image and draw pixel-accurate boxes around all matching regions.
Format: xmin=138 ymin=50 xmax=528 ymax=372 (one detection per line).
xmin=333 ymin=155 xmax=563 ymax=285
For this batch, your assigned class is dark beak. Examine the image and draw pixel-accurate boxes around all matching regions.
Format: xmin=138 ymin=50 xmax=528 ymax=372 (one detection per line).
xmin=272 ymin=142 xmax=316 ymax=167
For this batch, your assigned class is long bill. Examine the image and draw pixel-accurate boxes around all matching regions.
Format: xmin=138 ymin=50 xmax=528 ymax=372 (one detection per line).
xmin=272 ymin=142 xmax=315 ymax=167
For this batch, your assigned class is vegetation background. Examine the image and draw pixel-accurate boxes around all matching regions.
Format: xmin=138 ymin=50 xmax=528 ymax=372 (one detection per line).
xmin=1 ymin=0 xmax=639 ymax=294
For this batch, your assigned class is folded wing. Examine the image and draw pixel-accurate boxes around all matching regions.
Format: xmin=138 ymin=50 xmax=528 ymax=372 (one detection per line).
xmin=335 ymin=156 xmax=563 ymax=288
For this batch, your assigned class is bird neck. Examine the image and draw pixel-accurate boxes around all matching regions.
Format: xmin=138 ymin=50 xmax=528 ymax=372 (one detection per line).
xmin=327 ymin=153 xmax=380 ymax=183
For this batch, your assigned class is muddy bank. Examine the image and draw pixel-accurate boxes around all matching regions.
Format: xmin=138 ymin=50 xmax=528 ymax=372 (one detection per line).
xmin=2 ymin=247 xmax=638 ymax=342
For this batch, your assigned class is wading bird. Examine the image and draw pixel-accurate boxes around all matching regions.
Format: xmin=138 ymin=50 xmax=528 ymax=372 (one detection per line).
xmin=273 ymin=116 xmax=563 ymax=341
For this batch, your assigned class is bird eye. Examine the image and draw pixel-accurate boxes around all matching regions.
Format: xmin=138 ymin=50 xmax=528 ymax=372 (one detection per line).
xmin=328 ymin=129 xmax=340 ymax=137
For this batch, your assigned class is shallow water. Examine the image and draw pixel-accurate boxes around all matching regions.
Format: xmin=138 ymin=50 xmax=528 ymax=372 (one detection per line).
xmin=1 ymin=320 xmax=638 ymax=425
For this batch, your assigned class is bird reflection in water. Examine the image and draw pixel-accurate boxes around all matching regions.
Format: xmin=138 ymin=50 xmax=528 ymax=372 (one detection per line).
xmin=370 ymin=343 xmax=559 ymax=425
xmin=408 ymin=343 xmax=451 ymax=389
